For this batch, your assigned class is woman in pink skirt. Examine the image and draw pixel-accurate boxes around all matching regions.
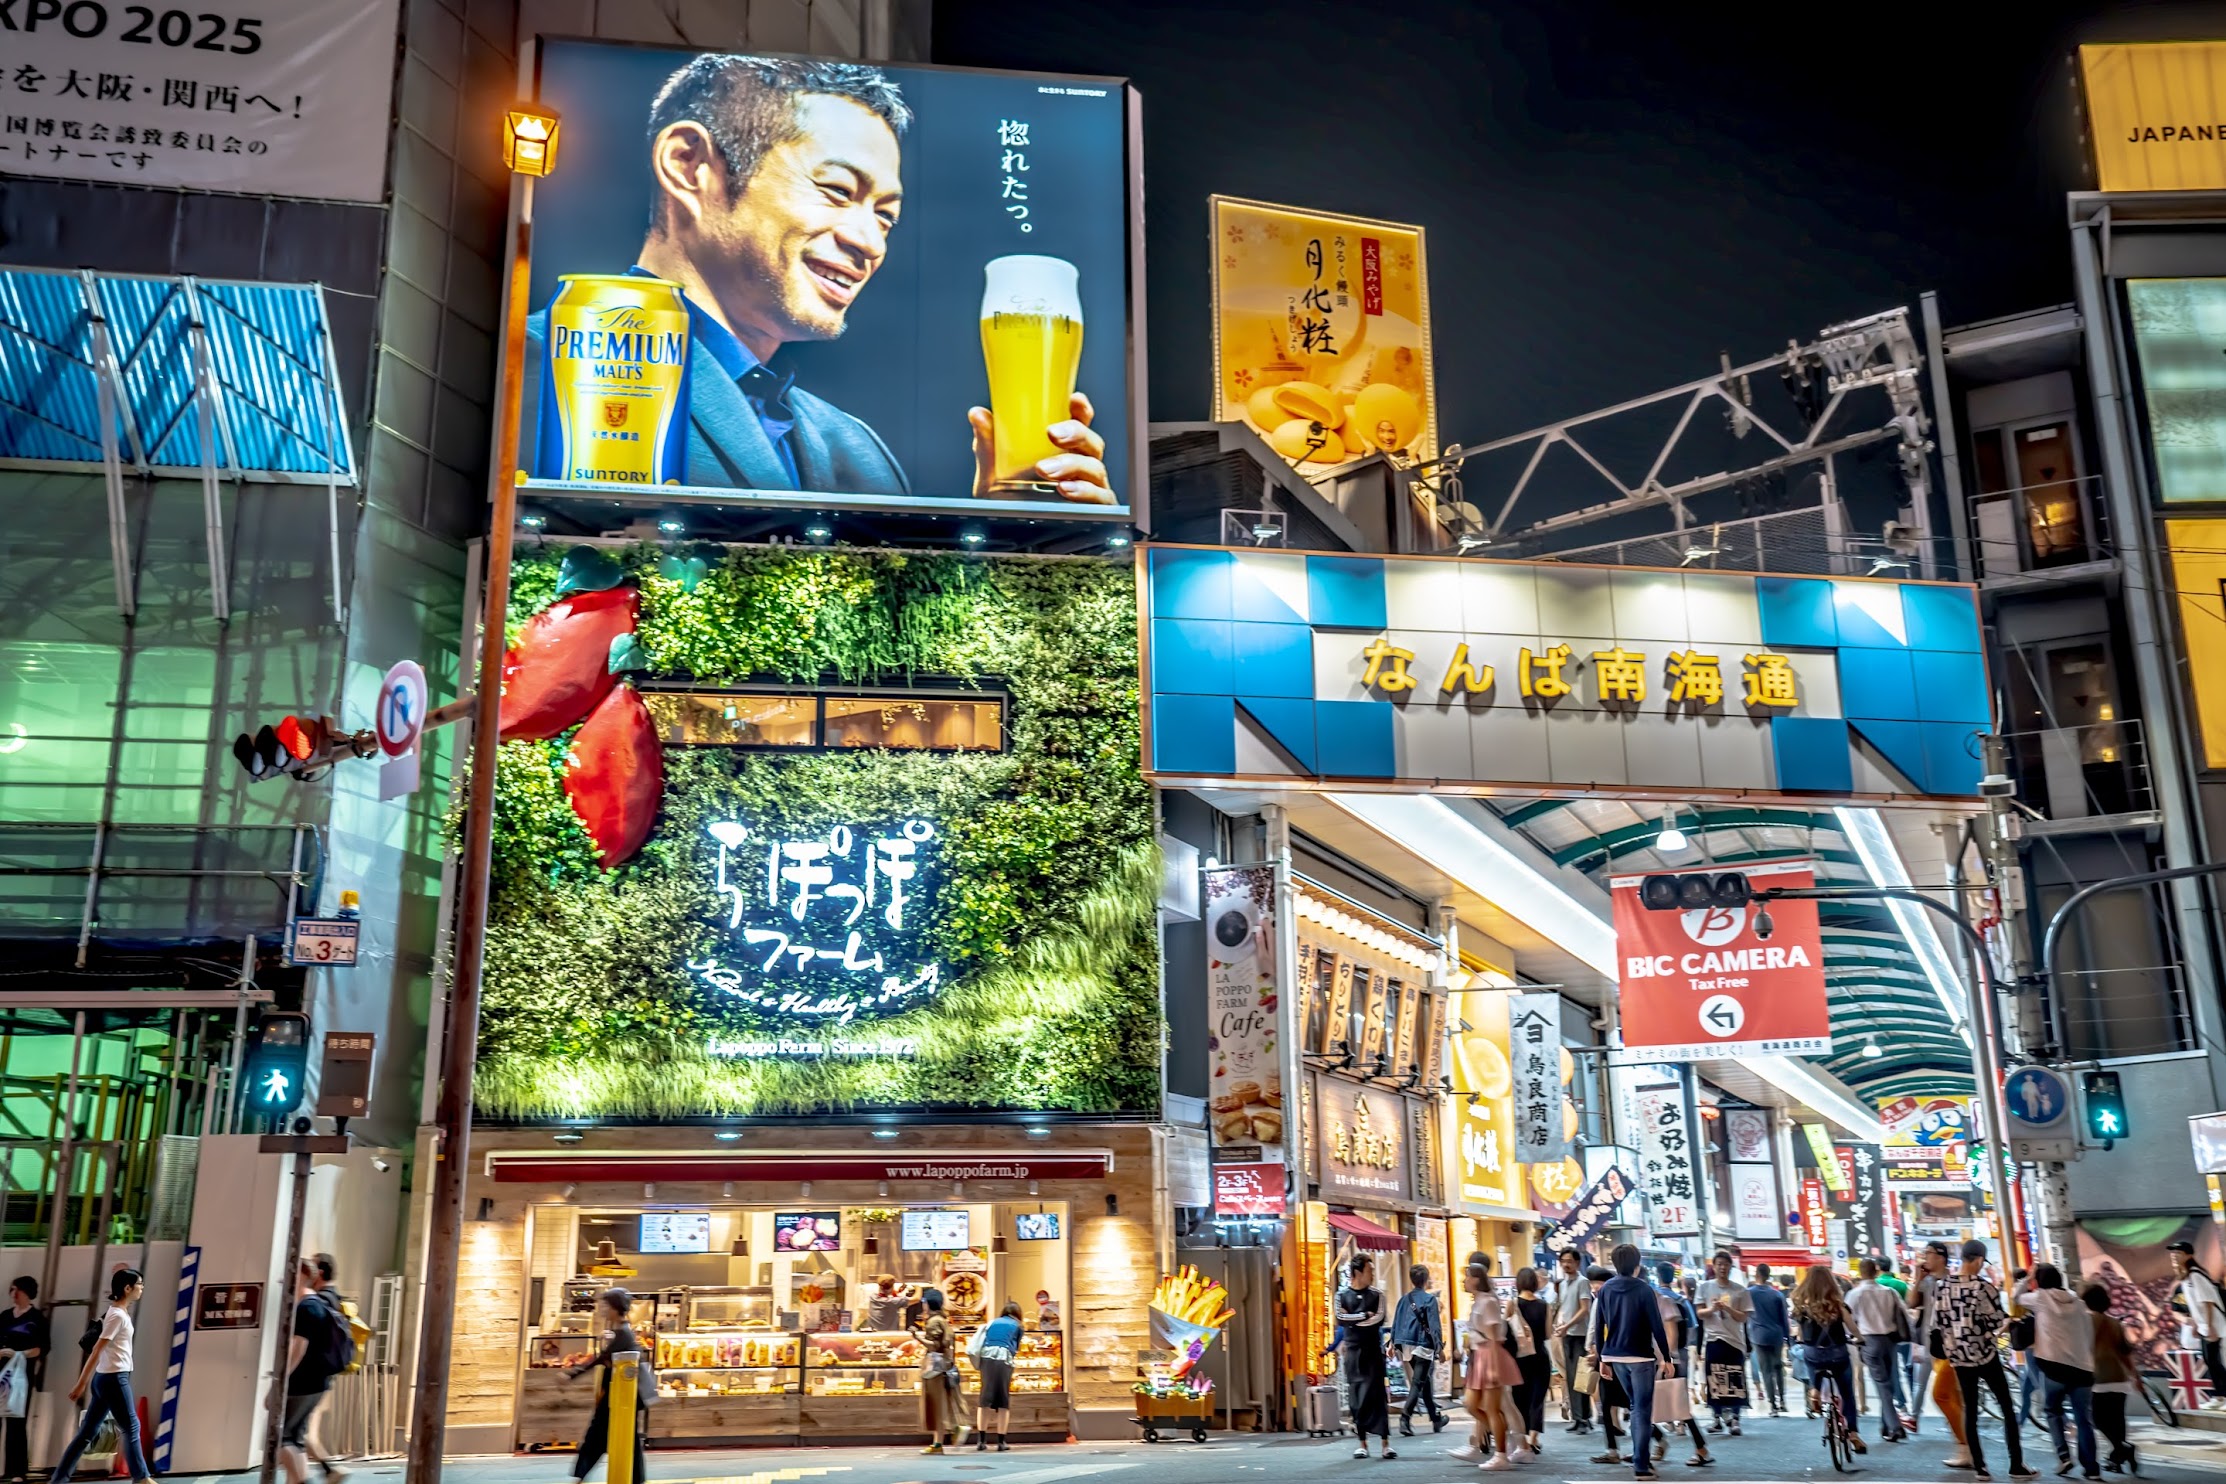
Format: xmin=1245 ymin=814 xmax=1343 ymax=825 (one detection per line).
xmin=1461 ymin=1258 xmax=1527 ymax=1470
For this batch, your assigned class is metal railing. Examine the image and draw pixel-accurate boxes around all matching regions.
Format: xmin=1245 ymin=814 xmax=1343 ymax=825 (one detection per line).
xmin=1997 ymin=717 xmax=2153 ymax=822
xmin=319 ymin=1274 xmax=405 ymax=1458
xmin=0 ymin=821 xmax=316 ymax=963
xmin=1965 ymin=473 xmax=2111 ymax=580
xmin=1501 ymin=504 xmax=1962 ymax=579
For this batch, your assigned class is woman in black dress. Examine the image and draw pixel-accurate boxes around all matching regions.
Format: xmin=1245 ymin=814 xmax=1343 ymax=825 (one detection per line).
xmin=1338 ymin=1254 xmax=1395 ymax=1459
xmin=1512 ymin=1267 xmax=1553 ymax=1456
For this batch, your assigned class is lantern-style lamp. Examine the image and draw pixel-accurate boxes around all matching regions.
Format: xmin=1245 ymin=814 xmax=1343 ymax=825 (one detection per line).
xmin=503 ymin=103 xmax=561 ymax=176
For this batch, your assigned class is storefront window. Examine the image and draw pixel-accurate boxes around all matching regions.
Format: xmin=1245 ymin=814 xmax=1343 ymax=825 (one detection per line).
xmin=519 ymin=1199 xmax=1069 ymax=1446
xmin=640 ymin=688 xmax=1005 ymax=753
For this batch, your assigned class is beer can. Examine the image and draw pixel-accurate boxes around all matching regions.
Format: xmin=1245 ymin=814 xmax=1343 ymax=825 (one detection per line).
xmin=536 ymin=273 xmax=692 ymax=485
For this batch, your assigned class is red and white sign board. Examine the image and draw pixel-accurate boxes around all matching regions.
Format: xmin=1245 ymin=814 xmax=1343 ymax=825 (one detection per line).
xmin=1609 ymin=859 xmax=1830 ymax=1060
xmin=1801 ymin=1176 xmax=1830 ymax=1250
xmin=1213 ymin=1161 xmax=1285 ymax=1217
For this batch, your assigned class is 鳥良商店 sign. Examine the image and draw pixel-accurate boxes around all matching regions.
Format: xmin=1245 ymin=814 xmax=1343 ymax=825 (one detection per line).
xmin=0 ymin=0 xmax=401 ymax=201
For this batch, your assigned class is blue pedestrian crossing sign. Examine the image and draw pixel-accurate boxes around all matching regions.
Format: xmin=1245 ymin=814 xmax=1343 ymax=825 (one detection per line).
xmin=2005 ymin=1067 xmax=2071 ymax=1128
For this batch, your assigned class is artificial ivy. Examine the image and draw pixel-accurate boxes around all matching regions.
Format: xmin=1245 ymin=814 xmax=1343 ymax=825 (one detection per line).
xmin=477 ymin=545 xmax=1161 ymax=1120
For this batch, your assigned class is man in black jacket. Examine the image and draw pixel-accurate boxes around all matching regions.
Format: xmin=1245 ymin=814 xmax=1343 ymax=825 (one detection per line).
xmin=1391 ymin=1264 xmax=1448 ymax=1435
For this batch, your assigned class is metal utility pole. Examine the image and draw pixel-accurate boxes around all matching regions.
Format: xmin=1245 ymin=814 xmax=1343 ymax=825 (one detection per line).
xmin=405 ymin=134 xmax=543 ymax=1483
xmin=1977 ymin=741 xmax=2077 ymax=1277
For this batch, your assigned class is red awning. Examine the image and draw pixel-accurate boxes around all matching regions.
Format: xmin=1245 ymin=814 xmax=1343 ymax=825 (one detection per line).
xmin=1731 ymin=1245 xmax=1823 ymax=1272
xmin=1325 ymin=1211 xmax=1408 ymax=1251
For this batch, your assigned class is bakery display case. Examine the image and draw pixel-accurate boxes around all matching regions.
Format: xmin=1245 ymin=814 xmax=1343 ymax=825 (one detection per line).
xmin=954 ymin=1329 xmax=1064 ymax=1393
xmin=803 ymin=1330 xmax=921 ymax=1394
xmin=651 ymin=1329 xmax=802 ymax=1440
xmin=680 ymin=1287 xmax=774 ymax=1331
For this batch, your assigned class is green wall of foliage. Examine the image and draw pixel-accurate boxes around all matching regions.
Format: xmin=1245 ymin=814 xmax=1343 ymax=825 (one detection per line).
xmin=479 ymin=545 xmax=1161 ymax=1121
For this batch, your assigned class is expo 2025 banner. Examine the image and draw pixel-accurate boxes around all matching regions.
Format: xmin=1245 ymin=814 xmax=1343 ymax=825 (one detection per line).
xmin=519 ymin=42 xmax=1142 ymax=520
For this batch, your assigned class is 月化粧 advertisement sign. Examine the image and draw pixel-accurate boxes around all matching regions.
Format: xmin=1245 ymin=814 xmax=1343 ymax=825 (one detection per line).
xmin=1205 ymin=866 xmax=1284 ymax=1154
xmin=1611 ymin=859 xmax=1829 ymax=1060
xmin=520 ymin=42 xmax=1141 ymax=519
xmin=1210 ymin=197 xmax=1435 ymax=478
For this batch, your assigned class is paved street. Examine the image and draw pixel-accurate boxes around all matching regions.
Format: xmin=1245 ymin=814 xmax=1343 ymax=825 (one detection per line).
xmin=190 ymin=1408 xmax=2226 ymax=1484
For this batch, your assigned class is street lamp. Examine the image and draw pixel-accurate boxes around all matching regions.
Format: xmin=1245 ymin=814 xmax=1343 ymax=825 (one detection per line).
xmin=502 ymin=102 xmax=561 ymax=176
xmin=405 ymin=104 xmax=553 ymax=1484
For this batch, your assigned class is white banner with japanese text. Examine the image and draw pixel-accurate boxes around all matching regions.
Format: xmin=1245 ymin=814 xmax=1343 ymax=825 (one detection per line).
xmin=1623 ymin=1065 xmax=1702 ymax=1237
xmin=0 ymin=0 xmax=401 ymax=200
xmin=1205 ymin=865 xmax=1285 ymax=1155
xmin=1509 ymin=991 xmax=1567 ymax=1164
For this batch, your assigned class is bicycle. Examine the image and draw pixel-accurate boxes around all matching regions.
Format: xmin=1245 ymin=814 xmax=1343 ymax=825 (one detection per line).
xmin=1817 ymin=1370 xmax=1856 ymax=1473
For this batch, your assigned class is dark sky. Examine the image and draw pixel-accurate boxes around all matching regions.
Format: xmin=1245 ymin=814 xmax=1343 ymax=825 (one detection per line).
xmin=932 ymin=0 xmax=2219 ymax=465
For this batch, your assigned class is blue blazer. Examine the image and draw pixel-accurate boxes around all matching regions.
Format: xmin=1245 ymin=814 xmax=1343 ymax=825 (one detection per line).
xmin=524 ymin=311 xmax=911 ymax=497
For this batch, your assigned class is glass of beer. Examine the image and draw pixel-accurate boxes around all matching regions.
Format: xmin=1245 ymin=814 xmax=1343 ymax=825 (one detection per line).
xmin=980 ymin=255 xmax=1084 ymax=492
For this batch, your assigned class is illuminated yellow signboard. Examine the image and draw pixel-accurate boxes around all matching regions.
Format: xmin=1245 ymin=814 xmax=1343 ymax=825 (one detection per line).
xmin=1209 ymin=197 xmax=1435 ymax=477
xmin=2080 ymin=43 xmax=2226 ymax=192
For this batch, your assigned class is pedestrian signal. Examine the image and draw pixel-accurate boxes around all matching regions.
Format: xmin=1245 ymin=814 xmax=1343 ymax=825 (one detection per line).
xmin=2082 ymin=1070 xmax=2128 ymax=1147
xmin=247 ymin=1011 xmax=312 ymax=1115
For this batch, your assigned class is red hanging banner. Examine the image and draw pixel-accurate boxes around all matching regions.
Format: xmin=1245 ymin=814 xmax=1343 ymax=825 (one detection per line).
xmin=1608 ymin=859 xmax=1830 ymax=1060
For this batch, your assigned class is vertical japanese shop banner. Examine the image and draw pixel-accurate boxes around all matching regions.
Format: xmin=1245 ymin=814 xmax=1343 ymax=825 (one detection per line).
xmin=1206 ymin=866 xmax=1284 ymax=1154
xmin=1801 ymin=1177 xmax=1830 ymax=1250
xmin=1209 ymin=197 xmax=1435 ymax=479
xmin=1450 ymin=990 xmax=1521 ymax=1208
xmin=1730 ymin=1164 xmax=1782 ymax=1241
xmin=1510 ymin=992 xmax=1568 ymax=1164
xmin=1610 ymin=860 xmax=1829 ymax=1060
xmin=1628 ymin=1070 xmax=1702 ymax=1238
xmin=1724 ymin=1108 xmax=1772 ymax=1164
xmin=0 ymin=0 xmax=401 ymax=199
xmin=1836 ymin=1143 xmax=1886 ymax=1261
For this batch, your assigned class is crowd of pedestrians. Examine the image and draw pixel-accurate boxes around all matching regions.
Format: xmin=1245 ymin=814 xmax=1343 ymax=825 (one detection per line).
xmin=1328 ymin=1236 xmax=2171 ymax=1483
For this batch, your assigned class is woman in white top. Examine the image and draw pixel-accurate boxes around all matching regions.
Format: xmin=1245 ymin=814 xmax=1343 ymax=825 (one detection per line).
xmin=49 ymin=1267 xmax=149 ymax=1484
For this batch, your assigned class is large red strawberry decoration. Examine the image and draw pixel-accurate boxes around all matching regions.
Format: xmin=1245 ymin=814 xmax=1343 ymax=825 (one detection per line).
xmin=498 ymin=545 xmax=664 ymax=868
xmin=497 ymin=584 xmax=638 ymax=742
xmin=564 ymin=683 xmax=664 ymax=869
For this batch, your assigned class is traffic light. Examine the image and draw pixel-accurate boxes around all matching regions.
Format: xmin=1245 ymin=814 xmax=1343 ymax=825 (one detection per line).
xmin=2083 ymin=1070 xmax=2129 ymax=1146
xmin=231 ymin=716 xmax=373 ymax=782
xmin=245 ymin=1011 xmax=311 ymax=1116
xmin=1639 ymin=871 xmax=1753 ymax=912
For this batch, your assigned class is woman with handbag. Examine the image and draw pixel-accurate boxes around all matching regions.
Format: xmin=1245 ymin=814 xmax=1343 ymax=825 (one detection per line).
xmin=1793 ymin=1265 xmax=1867 ymax=1455
xmin=1462 ymin=1258 xmax=1525 ymax=1469
xmin=916 ymin=1287 xmax=960 ymax=1454
xmin=971 ymin=1301 xmax=1023 ymax=1452
xmin=1512 ymin=1268 xmax=1553 ymax=1456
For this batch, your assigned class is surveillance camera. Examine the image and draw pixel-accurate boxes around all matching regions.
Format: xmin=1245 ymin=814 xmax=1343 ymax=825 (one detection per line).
xmin=1754 ymin=907 xmax=1775 ymax=941
xmin=1978 ymin=774 xmax=2016 ymax=798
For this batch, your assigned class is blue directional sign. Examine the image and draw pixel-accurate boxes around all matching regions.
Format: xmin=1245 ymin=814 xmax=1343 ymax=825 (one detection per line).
xmin=2005 ymin=1067 xmax=2071 ymax=1128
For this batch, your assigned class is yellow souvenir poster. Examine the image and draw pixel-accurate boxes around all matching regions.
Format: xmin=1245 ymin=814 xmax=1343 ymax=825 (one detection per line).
xmin=1210 ymin=197 xmax=1436 ymax=475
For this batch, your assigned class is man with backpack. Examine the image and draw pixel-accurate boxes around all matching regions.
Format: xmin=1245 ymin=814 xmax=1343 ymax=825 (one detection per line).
xmin=283 ymin=1255 xmax=354 ymax=1484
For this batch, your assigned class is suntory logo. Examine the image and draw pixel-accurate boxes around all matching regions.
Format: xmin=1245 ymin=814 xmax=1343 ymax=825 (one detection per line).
xmin=602 ymin=400 xmax=629 ymax=429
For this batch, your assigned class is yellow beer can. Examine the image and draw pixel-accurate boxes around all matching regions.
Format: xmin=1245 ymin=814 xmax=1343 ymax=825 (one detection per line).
xmin=536 ymin=273 xmax=692 ymax=485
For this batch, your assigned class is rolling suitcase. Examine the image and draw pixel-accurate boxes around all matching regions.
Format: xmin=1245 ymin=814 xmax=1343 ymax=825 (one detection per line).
xmin=1306 ymin=1382 xmax=1343 ymax=1436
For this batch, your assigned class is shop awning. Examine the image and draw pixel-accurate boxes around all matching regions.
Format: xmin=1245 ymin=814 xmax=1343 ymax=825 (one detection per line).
xmin=1730 ymin=1245 xmax=1824 ymax=1272
xmin=1325 ymin=1210 xmax=1408 ymax=1251
xmin=486 ymin=1148 xmax=1114 ymax=1184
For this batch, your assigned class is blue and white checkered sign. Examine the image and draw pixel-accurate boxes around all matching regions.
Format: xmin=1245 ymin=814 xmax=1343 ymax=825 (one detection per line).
xmin=1141 ymin=546 xmax=1989 ymax=800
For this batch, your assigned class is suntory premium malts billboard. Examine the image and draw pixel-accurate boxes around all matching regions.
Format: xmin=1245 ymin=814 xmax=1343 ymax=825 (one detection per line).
xmin=521 ymin=43 xmax=1141 ymax=520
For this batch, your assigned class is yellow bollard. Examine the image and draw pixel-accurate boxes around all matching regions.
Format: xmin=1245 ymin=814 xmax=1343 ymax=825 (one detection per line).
xmin=608 ymin=1350 xmax=640 ymax=1484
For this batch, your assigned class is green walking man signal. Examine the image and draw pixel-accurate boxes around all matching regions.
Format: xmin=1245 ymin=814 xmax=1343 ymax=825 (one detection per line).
xmin=247 ymin=1011 xmax=312 ymax=1116
xmin=2083 ymin=1070 xmax=2128 ymax=1148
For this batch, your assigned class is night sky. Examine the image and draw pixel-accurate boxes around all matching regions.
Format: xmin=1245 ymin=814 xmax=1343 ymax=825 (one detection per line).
xmin=934 ymin=0 xmax=2220 ymax=498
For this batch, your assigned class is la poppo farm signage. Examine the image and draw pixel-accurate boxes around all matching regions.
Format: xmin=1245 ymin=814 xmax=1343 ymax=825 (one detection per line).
xmin=688 ymin=816 xmax=946 ymax=1042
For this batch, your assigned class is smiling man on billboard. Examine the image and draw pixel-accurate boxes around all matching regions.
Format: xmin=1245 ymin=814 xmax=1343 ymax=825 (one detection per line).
xmin=524 ymin=55 xmax=1112 ymax=503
